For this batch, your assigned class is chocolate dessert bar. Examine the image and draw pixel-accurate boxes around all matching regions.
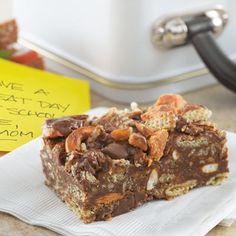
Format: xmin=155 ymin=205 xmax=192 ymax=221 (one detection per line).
xmin=0 ymin=19 xmax=17 ymax=49
xmin=0 ymin=19 xmax=44 ymax=69
xmin=40 ymin=94 xmax=229 ymax=223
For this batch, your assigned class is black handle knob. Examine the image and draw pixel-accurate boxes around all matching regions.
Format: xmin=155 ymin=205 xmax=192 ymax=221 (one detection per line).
xmin=186 ymin=16 xmax=236 ymax=92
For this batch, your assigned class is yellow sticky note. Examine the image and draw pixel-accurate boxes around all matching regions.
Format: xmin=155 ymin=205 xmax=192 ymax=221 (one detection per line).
xmin=0 ymin=59 xmax=90 ymax=151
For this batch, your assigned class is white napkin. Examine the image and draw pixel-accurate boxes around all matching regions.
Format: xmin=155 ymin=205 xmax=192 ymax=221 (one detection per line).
xmin=219 ymin=209 xmax=236 ymax=227
xmin=1 ymin=107 xmax=236 ymax=236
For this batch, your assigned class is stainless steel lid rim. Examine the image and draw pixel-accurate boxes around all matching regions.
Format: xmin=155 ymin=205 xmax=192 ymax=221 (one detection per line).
xmin=18 ymin=34 xmax=208 ymax=84
xmin=19 ymin=37 xmax=215 ymax=91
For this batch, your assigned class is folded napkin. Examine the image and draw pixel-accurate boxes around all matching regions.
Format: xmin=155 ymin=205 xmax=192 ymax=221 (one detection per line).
xmin=1 ymin=107 xmax=236 ymax=236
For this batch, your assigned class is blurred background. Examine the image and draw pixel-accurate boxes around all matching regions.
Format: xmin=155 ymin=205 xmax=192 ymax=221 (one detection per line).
xmin=0 ymin=0 xmax=11 ymax=20
xmin=2 ymin=0 xmax=236 ymax=103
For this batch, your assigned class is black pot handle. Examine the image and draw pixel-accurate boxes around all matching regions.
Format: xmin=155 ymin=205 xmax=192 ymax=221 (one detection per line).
xmin=186 ymin=16 xmax=236 ymax=92
xmin=152 ymin=7 xmax=236 ymax=92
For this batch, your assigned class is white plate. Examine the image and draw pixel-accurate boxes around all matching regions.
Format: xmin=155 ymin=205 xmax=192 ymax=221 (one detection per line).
xmin=0 ymin=107 xmax=236 ymax=236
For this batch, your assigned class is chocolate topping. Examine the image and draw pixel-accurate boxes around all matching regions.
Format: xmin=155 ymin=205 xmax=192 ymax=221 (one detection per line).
xmin=43 ymin=115 xmax=88 ymax=138
xmin=102 ymin=143 xmax=129 ymax=159
xmin=76 ymin=150 xmax=111 ymax=176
